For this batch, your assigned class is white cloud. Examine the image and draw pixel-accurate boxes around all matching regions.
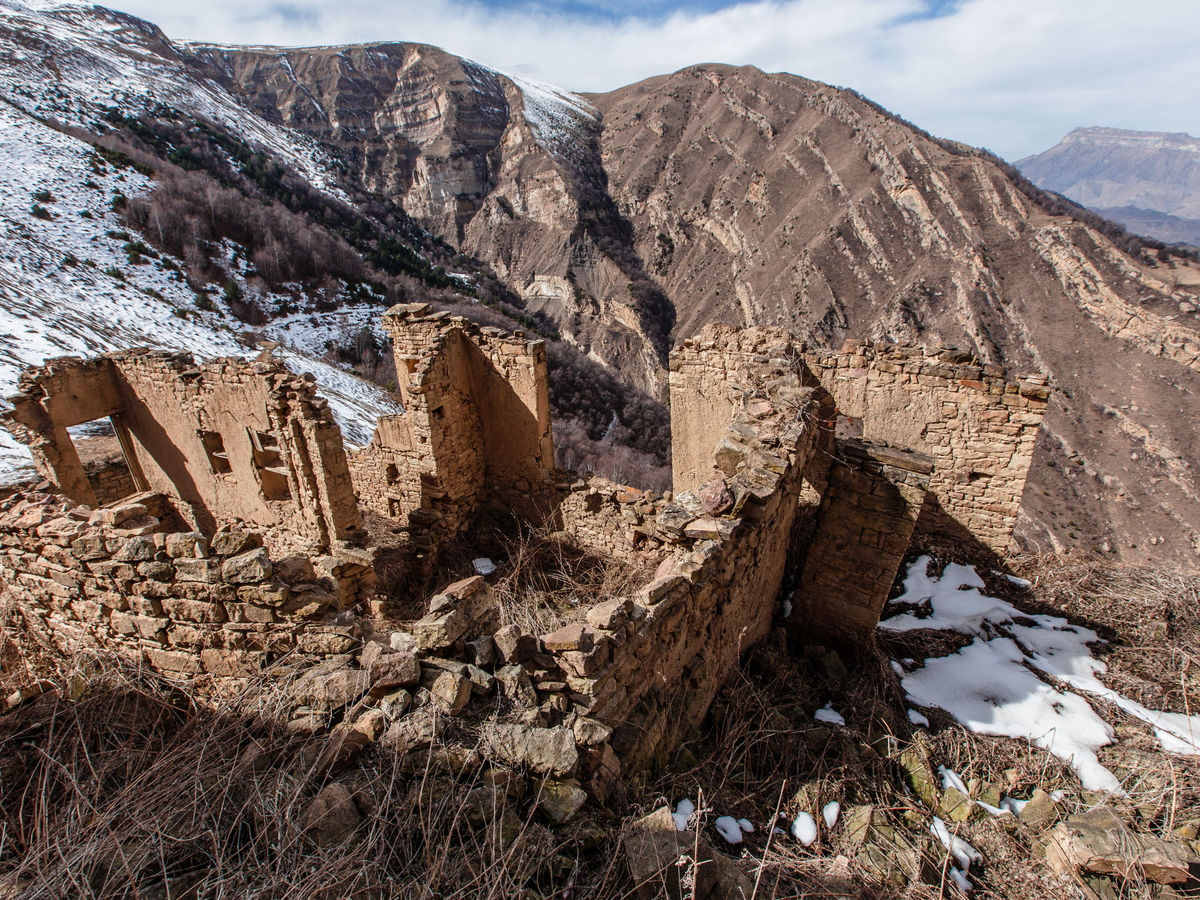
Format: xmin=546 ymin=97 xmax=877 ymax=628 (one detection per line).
xmin=93 ymin=0 xmax=1200 ymax=158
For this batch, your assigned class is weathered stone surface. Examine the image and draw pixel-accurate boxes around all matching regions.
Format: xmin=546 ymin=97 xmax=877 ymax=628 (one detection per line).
xmin=538 ymin=780 xmax=588 ymax=824
xmin=114 ymin=536 xmax=158 ymax=562
xmin=484 ymin=724 xmax=578 ymax=776
xmin=430 ymin=671 xmax=472 ymax=715
xmin=1045 ymin=807 xmax=1198 ymax=885
xmin=496 ymin=664 xmax=539 ymax=708
xmin=494 ymin=624 xmax=539 ymax=663
xmin=697 ymin=478 xmax=734 ymax=515
xmin=412 ymin=608 xmax=467 ymax=651
xmin=541 ymin=622 xmax=594 ymax=653
xmin=164 ymin=532 xmax=207 ymax=559
xmin=302 ymin=783 xmax=360 ymax=846
xmin=366 ymin=650 xmax=421 ymax=695
xmin=585 ymin=597 xmax=631 ymax=631
xmin=222 ymin=548 xmax=273 ymax=584
xmin=210 ymin=529 xmax=262 ymax=558
xmin=173 ymin=557 xmax=221 ymax=583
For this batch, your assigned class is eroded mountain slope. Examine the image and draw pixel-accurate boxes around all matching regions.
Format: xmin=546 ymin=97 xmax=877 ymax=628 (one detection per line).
xmin=1 ymin=1 xmax=1198 ymax=567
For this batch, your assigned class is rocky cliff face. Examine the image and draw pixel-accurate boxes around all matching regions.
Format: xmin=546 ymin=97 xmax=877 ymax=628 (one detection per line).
xmin=189 ymin=43 xmax=672 ymax=393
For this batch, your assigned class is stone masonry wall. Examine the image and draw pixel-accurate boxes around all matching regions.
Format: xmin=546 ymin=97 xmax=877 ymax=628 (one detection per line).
xmin=803 ymin=342 xmax=1050 ymax=554
xmin=539 ymin=326 xmax=829 ymax=769
xmin=350 ymin=304 xmax=554 ymax=558
xmin=2 ymin=351 xmax=365 ymax=558
xmin=793 ymin=439 xmax=932 ymax=641
xmin=0 ymin=489 xmax=374 ymax=689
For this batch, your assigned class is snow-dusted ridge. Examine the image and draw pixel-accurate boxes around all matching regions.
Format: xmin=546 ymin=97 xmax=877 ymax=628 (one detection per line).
xmin=0 ymin=81 xmax=396 ymax=482
xmin=0 ymin=0 xmax=346 ymax=198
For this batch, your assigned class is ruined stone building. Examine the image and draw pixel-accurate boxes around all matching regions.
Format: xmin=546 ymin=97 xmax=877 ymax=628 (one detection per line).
xmin=0 ymin=304 xmax=1049 ymax=794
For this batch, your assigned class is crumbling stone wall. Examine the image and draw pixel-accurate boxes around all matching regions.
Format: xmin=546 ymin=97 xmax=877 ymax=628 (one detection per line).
xmin=350 ymin=304 xmax=554 ymax=555
xmin=0 ymin=489 xmax=374 ymax=687
xmin=0 ymin=313 xmax=1054 ymax=807
xmin=793 ymin=439 xmax=932 ymax=640
xmin=803 ymin=342 xmax=1050 ymax=553
xmin=2 ymin=351 xmax=364 ymax=557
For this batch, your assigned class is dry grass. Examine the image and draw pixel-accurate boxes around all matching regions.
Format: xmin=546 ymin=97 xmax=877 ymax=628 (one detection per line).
xmin=0 ymin=610 xmax=634 ymax=898
xmin=4 ymin=551 xmax=1199 ymax=899
xmin=385 ymin=523 xmax=654 ymax=634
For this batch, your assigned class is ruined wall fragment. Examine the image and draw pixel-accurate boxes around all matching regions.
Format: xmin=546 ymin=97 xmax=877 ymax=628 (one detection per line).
xmin=804 ymin=342 xmax=1050 ymax=554
xmin=2 ymin=351 xmax=364 ymax=557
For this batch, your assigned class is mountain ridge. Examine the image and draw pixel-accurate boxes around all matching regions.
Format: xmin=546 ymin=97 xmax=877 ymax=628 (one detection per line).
xmin=2 ymin=1 xmax=1200 ymax=569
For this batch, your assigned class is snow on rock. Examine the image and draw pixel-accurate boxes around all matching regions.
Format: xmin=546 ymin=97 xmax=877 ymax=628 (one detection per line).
xmin=880 ymin=556 xmax=1200 ymax=795
xmin=0 ymin=0 xmax=346 ymax=198
xmin=814 ymin=704 xmax=845 ymax=726
xmin=930 ymin=816 xmax=982 ymax=872
xmin=671 ymin=798 xmax=694 ymax=832
xmin=790 ymin=811 xmax=817 ymax=846
xmin=822 ymin=801 xmax=840 ymax=830
xmin=472 ymin=557 xmax=497 ymax=576
xmin=491 ymin=67 xmax=596 ymax=165
xmin=713 ymin=815 xmax=743 ymax=845
xmin=938 ymin=766 xmax=968 ymax=795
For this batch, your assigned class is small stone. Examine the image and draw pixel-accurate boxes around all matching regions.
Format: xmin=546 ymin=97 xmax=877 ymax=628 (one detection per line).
xmin=430 ymin=671 xmax=472 ymax=715
xmin=496 ymin=664 xmax=539 ymax=707
xmin=585 ymin=597 xmax=631 ymax=631
xmin=539 ymin=780 xmax=588 ymax=824
xmin=114 ymin=535 xmax=158 ymax=562
xmin=1018 ymin=788 xmax=1060 ymax=830
xmin=164 ymin=532 xmax=208 ymax=559
xmin=467 ymin=636 xmax=496 ymax=668
xmin=210 ymin=528 xmax=262 ymax=557
xmin=484 ymin=723 xmax=578 ymax=777
xmin=222 ymin=547 xmax=273 ymax=584
xmin=541 ymin=622 xmax=594 ymax=652
xmin=494 ymin=624 xmax=539 ymax=663
xmin=302 ymin=783 xmax=360 ymax=846
xmin=411 ymin=608 xmax=467 ymax=650
xmin=572 ymin=716 xmax=613 ymax=746
xmin=379 ymin=689 xmax=412 ymax=719
xmin=697 ymin=478 xmax=734 ymax=515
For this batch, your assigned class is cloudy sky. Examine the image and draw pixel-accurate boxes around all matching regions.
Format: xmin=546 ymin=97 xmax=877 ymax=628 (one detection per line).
xmin=101 ymin=0 xmax=1197 ymax=160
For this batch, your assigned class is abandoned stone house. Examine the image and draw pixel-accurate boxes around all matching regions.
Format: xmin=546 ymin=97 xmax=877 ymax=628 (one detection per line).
xmin=0 ymin=303 xmax=1049 ymax=798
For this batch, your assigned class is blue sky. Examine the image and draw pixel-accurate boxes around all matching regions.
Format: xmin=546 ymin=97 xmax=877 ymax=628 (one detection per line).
xmin=103 ymin=0 xmax=1199 ymax=160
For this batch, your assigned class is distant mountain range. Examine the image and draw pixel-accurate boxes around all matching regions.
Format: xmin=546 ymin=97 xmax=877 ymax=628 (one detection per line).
xmin=1019 ymin=127 xmax=1200 ymax=246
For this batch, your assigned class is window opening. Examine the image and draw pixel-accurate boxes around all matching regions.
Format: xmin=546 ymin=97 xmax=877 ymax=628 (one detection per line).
xmin=248 ymin=429 xmax=291 ymax=500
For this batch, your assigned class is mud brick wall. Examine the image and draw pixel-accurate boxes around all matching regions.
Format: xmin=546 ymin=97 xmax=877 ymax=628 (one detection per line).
xmin=793 ymin=439 xmax=932 ymax=640
xmin=350 ymin=304 xmax=554 ymax=556
xmin=2 ymin=351 xmax=364 ymax=557
xmin=803 ymin=342 xmax=1049 ymax=554
xmin=0 ymin=489 xmax=372 ymax=689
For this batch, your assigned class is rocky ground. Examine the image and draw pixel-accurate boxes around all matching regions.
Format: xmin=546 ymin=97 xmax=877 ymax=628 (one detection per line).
xmin=1 ymin=549 xmax=1197 ymax=898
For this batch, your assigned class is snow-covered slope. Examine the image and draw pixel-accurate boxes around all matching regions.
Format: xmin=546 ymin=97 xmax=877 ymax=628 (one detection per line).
xmin=0 ymin=0 xmax=345 ymax=196
xmin=0 ymin=71 xmax=397 ymax=483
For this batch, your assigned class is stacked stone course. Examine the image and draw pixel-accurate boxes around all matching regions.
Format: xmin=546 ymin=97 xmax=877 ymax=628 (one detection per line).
xmin=0 ymin=489 xmax=373 ymax=684
xmin=804 ymin=341 xmax=1049 ymax=553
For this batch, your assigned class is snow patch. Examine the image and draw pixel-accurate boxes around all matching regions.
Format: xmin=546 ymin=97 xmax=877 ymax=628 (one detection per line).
xmin=880 ymin=556 xmax=1200 ymax=794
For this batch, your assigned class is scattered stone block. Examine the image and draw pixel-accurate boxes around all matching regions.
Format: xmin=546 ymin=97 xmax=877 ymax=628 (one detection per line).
xmin=1045 ymin=807 xmax=1198 ymax=885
